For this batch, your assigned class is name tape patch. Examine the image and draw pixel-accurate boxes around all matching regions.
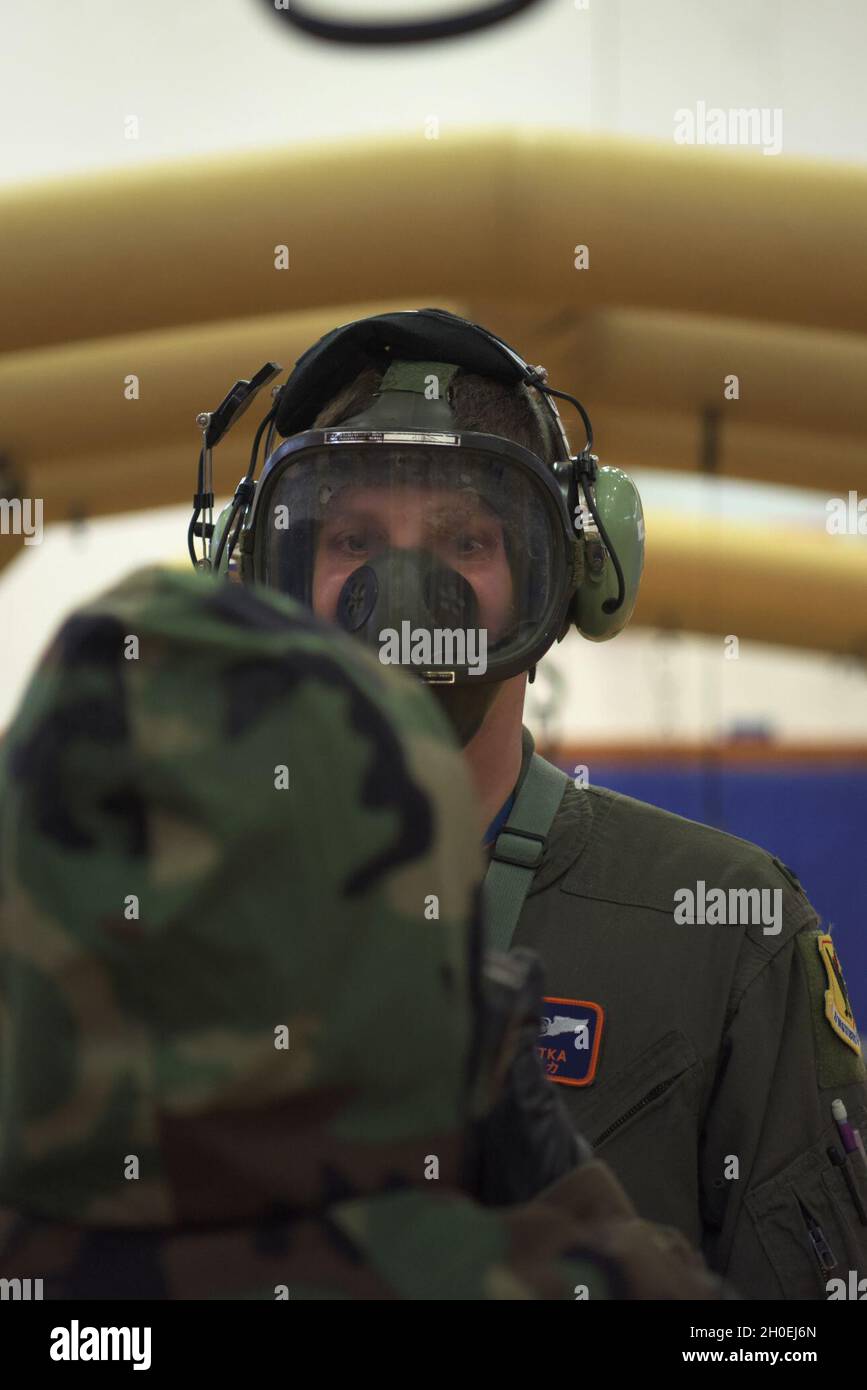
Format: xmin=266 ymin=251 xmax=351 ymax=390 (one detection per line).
xmin=537 ymin=996 xmax=604 ymax=1087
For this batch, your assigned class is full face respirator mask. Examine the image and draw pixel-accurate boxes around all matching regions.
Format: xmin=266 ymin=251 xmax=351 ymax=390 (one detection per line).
xmin=188 ymin=307 xmax=645 ymax=744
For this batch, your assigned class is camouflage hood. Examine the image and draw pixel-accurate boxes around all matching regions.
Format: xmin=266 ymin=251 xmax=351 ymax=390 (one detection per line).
xmin=0 ymin=567 xmax=484 ymax=1230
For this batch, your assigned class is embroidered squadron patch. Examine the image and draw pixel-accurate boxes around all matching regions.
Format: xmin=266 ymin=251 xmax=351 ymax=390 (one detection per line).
xmin=537 ymin=997 xmax=604 ymax=1087
xmin=817 ymin=933 xmax=862 ymax=1056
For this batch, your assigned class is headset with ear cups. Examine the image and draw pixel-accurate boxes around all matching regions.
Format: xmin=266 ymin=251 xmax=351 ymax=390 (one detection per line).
xmin=189 ymin=307 xmax=644 ymax=649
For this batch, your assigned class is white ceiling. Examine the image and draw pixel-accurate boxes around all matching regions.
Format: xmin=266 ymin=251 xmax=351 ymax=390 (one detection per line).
xmin=1 ymin=0 xmax=865 ymax=189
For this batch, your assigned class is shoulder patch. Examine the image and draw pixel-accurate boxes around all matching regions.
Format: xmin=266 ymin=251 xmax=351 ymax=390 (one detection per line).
xmin=817 ymin=933 xmax=862 ymax=1056
xmin=796 ymin=931 xmax=866 ymax=1089
xmin=537 ymin=997 xmax=604 ymax=1087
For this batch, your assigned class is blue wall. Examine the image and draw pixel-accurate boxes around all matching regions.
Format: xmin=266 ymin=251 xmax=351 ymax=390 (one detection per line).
xmin=561 ymin=761 xmax=867 ymax=1023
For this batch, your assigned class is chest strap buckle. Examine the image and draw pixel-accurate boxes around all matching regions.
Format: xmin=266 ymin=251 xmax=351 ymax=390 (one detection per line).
xmin=490 ymin=827 xmax=547 ymax=870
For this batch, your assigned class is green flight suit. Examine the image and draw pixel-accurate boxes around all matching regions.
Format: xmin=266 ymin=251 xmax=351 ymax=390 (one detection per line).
xmin=504 ymin=729 xmax=867 ymax=1300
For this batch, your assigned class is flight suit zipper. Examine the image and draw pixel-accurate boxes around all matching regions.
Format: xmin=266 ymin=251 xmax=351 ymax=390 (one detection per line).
xmin=592 ymin=1076 xmax=680 ymax=1147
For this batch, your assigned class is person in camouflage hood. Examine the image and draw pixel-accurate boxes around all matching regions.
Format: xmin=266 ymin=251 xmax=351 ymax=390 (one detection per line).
xmin=0 ymin=567 xmax=720 ymax=1299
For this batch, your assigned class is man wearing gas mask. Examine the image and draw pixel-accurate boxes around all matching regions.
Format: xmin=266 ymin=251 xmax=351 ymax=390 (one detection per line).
xmin=194 ymin=307 xmax=867 ymax=1299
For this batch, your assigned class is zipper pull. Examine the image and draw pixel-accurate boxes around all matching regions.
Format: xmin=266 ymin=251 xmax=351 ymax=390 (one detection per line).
xmin=798 ymin=1198 xmax=837 ymax=1273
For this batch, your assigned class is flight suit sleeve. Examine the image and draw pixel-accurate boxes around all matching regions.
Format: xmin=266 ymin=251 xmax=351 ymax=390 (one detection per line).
xmin=699 ymin=921 xmax=867 ymax=1299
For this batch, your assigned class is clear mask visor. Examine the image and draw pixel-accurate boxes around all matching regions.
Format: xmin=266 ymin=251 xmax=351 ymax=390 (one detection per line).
xmin=256 ymin=444 xmax=564 ymax=681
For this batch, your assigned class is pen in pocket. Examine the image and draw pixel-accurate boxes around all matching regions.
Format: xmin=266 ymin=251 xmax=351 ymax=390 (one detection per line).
xmin=832 ymin=1098 xmax=867 ymax=1173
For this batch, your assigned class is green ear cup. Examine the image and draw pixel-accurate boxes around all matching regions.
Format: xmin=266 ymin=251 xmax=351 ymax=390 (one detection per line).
xmin=572 ymin=466 xmax=645 ymax=641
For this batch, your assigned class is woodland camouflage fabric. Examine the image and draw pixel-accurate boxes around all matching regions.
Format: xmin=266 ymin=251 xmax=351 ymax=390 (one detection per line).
xmin=0 ymin=566 xmax=619 ymax=1299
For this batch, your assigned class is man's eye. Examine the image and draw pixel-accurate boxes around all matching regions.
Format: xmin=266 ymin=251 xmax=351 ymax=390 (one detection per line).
xmin=339 ymin=532 xmax=369 ymax=554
